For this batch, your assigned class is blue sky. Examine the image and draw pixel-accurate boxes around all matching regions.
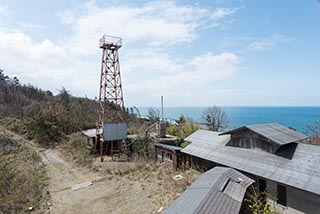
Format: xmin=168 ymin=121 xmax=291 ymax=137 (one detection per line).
xmin=0 ymin=0 xmax=319 ymax=107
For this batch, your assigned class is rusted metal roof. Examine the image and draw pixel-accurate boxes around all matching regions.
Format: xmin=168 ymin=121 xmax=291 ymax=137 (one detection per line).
xmin=182 ymin=129 xmax=320 ymax=196
xmin=220 ymin=123 xmax=308 ymax=145
xmin=164 ymin=167 xmax=254 ymax=214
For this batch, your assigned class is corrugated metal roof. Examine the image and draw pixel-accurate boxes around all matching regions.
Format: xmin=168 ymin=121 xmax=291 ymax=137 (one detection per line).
xmin=185 ymin=130 xmax=231 ymax=145
xmin=164 ymin=167 xmax=254 ymax=214
xmin=81 ymin=123 xmax=127 ymax=141
xmin=220 ymin=123 xmax=308 ymax=145
xmin=182 ymin=129 xmax=320 ymax=195
xmin=154 ymin=143 xmax=182 ymax=151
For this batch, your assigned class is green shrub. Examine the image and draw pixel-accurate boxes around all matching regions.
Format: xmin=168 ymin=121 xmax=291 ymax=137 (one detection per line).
xmin=180 ymin=141 xmax=191 ymax=148
xmin=64 ymin=133 xmax=93 ymax=166
xmin=167 ymin=117 xmax=200 ymax=147
xmin=242 ymin=187 xmax=278 ymax=214
xmin=131 ymin=137 xmax=154 ymax=159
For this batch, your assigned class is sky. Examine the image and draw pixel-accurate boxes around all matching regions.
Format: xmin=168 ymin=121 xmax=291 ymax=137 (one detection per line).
xmin=0 ymin=0 xmax=320 ymax=107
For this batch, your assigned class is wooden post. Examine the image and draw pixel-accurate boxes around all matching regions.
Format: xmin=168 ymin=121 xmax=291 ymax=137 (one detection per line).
xmin=173 ymin=151 xmax=177 ymax=170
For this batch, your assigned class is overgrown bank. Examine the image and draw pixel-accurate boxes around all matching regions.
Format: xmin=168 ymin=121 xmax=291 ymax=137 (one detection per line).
xmin=0 ymin=132 xmax=48 ymax=213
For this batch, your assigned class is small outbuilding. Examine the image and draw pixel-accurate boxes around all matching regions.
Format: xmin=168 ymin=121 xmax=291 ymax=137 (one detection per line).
xmin=154 ymin=143 xmax=189 ymax=170
xmin=81 ymin=128 xmax=96 ymax=145
xmin=164 ymin=167 xmax=254 ymax=214
xmin=81 ymin=123 xmax=127 ymax=156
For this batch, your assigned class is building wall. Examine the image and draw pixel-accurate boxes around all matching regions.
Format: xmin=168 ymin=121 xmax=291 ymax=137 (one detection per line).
xmin=155 ymin=147 xmax=176 ymax=169
xmin=227 ymin=130 xmax=279 ymax=154
xmin=192 ymin=157 xmax=320 ymax=214
xmin=286 ymin=186 xmax=320 ymax=214
xmin=265 ymin=179 xmax=320 ymax=214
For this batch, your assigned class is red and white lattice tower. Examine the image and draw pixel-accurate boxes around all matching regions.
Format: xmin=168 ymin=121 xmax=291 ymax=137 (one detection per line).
xmin=96 ymin=35 xmax=124 ymax=161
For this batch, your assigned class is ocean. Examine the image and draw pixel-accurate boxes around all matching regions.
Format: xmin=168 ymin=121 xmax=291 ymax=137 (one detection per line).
xmin=137 ymin=106 xmax=320 ymax=132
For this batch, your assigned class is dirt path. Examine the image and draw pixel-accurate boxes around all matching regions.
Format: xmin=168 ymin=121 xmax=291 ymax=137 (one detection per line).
xmin=0 ymin=126 xmax=191 ymax=214
xmin=42 ymin=149 xmax=100 ymax=213
xmin=43 ymin=149 xmax=160 ymax=214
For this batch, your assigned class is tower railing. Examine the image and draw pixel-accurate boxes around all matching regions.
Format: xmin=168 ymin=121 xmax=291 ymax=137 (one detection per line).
xmin=99 ymin=35 xmax=122 ymax=49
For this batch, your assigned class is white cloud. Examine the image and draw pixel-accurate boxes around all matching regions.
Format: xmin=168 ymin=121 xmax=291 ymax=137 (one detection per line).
xmin=0 ymin=5 xmax=10 ymax=17
xmin=0 ymin=1 xmax=240 ymax=106
xmin=122 ymin=49 xmax=185 ymax=75
xmin=0 ymin=5 xmax=10 ymax=27
xmin=59 ymin=1 xmax=236 ymax=56
xmin=0 ymin=32 xmax=66 ymax=61
xmin=123 ymin=51 xmax=241 ymax=102
xmin=190 ymin=52 xmax=239 ymax=81
xmin=0 ymin=31 xmax=95 ymax=96
xmin=17 ymin=22 xmax=46 ymax=30
xmin=57 ymin=11 xmax=76 ymax=25
xmin=211 ymin=7 xmax=237 ymax=20
xmin=247 ymin=34 xmax=292 ymax=51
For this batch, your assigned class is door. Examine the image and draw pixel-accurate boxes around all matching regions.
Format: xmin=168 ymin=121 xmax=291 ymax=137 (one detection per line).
xmin=277 ymin=184 xmax=287 ymax=206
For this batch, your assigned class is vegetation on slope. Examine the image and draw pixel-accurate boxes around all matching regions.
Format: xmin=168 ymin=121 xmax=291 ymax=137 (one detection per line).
xmin=0 ymin=133 xmax=48 ymax=213
xmin=0 ymin=70 xmax=133 ymax=146
xmin=61 ymin=133 xmax=94 ymax=167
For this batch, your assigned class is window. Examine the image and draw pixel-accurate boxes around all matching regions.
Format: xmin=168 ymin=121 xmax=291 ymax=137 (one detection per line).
xmin=277 ymin=184 xmax=287 ymax=206
xmin=156 ymin=149 xmax=163 ymax=162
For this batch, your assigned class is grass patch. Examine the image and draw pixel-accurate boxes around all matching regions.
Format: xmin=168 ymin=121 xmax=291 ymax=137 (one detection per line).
xmin=61 ymin=133 xmax=93 ymax=167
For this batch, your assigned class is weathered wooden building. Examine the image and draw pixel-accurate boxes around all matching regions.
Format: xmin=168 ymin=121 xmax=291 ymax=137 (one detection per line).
xmin=182 ymin=123 xmax=320 ymax=214
xmin=164 ymin=167 xmax=254 ymax=214
xmin=154 ymin=143 xmax=189 ymax=170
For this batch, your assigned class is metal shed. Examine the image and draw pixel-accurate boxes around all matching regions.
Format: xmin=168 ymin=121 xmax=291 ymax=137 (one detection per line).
xmin=164 ymin=167 xmax=254 ymax=214
xmin=81 ymin=123 xmax=127 ymax=142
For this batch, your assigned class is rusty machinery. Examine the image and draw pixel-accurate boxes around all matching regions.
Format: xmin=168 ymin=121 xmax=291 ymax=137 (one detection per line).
xmin=95 ymin=35 xmax=125 ymax=162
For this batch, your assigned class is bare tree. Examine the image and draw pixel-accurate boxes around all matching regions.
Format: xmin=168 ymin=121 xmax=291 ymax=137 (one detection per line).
xmin=147 ymin=108 xmax=160 ymax=123
xmin=201 ymin=106 xmax=228 ymax=131
xmin=306 ymin=120 xmax=320 ymax=145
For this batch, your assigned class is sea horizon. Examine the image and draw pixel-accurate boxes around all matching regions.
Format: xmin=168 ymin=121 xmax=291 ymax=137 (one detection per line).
xmin=137 ymin=106 xmax=320 ymax=133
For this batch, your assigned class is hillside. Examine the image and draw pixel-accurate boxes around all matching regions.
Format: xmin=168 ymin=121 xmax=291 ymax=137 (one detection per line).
xmin=0 ymin=68 xmax=203 ymax=214
xmin=0 ymin=69 xmax=135 ymax=146
xmin=0 ymin=127 xmax=47 ymax=213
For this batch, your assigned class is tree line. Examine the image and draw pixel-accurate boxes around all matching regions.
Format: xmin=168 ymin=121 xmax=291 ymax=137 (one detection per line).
xmin=0 ymin=69 xmax=52 ymax=117
xmin=0 ymin=70 xmax=106 ymax=145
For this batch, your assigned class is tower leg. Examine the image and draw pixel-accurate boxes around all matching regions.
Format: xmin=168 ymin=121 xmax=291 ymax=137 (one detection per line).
xmin=100 ymin=139 xmax=104 ymax=162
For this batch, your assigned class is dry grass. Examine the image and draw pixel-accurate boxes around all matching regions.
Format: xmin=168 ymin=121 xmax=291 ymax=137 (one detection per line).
xmin=58 ymin=132 xmax=200 ymax=213
xmin=60 ymin=133 xmax=93 ymax=167
xmin=0 ymin=133 xmax=48 ymax=214
xmin=92 ymin=158 xmax=200 ymax=211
